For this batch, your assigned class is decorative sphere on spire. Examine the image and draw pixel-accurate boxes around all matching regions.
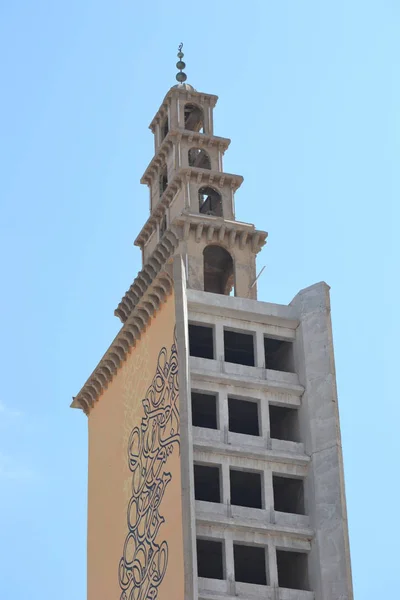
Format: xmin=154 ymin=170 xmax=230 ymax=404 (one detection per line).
xmin=176 ymin=43 xmax=187 ymax=83
xmin=172 ymin=43 xmax=196 ymax=91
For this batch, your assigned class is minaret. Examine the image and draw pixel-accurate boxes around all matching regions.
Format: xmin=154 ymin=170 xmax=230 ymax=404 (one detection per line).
xmin=72 ymin=46 xmax=353 ymax=600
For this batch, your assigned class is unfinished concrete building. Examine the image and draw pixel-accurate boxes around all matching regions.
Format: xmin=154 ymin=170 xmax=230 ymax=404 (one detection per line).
xmin=72 ymin=49 xmax=353 ymax=600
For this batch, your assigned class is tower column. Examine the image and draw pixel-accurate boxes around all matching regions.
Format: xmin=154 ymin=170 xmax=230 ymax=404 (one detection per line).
xmin=291 ymin=282 xmax=354 ymax=600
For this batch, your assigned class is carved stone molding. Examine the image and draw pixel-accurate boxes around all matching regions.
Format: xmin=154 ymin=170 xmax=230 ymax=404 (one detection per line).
xmin=116 ymin=229 xmax=180 ymax=323
xmin=175 ymin=213 xmax=268 ymax=252
xmin=71 ymin=271 xmax=174 ymax=414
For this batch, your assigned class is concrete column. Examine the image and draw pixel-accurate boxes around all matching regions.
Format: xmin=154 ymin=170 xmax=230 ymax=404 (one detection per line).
xmin=259 ymin=393 xmax=270 ymax=441
xmin=221 ymin=461 xmax=230 ymax=506
xmin=263 ymin=468 xmax=274 ymax=515
xmin=267 ymin=543 xmax=279 ymax=588
xmin=208 ymin=103 xmax=214 ymax=135
xmin=203 ymin=102 xmax=210 ymax=135
xmin=255 ymin=329 xmax=265 ymax=368
xmin=214 ymin=321 xmax=224 ymax=364
xmin=224 ymin=533 xmax=235 ymax=594
xmin=290 ymin=282 xmax=353 ymax=600
xmin=218 ymin=388 xmax=228 ymax=438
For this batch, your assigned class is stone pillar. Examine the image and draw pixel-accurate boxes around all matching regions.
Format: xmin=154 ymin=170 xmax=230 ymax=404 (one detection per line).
xmin=290 ymin=282 xmax=353 ymax=600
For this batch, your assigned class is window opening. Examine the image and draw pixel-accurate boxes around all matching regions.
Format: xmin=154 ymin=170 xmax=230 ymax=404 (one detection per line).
xmin=224 ymin=330 xmax=255 ymax=366
xmin=188 ymin=148 xmax=211 ymax=169
xmin=230 ymin=469 xmax=262 ymax=509
xmin=273 ymin=475 xmax=305 ymax=515
xmin=199 ymin=186 xmax=222 ymax=216
xmin=228 ymin=397 xmax=260 ymax=436
xmin=184 ymin=103 xmax=204 ymax=133
xmin=161 ymin=116 xmax=169 ymax=141
xmin=269 ymin=405 xmax=300 ymax=442
xmin=264 ymin=337 xmax=294 ymax=373
xmin=203 ymin=245 xmax=234 ymax=295
xmin=159 ymin=165 xmax=168 ymax=198
xmin=197 ymin=539 xmax=224 ymax=579
xmin=233 ymin=544 xmax=267 ymax=585
xmin=192 ymin=391 xmax=218 ymax=429
xmin=189 ymin=324 xmax=214 ymax=359
xmin=194 ymin=464 xmax=221 ymax=503
xmin=276 ymin=550 xmax=309 ymax=591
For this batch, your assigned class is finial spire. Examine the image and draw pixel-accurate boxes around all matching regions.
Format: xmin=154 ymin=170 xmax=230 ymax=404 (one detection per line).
xmin=176 ymin=43 xmax=187 ymax=84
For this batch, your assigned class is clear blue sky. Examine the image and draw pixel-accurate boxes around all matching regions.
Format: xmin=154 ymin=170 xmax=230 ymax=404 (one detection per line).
xmin=0 ymin=1 xmax=398 ymax=598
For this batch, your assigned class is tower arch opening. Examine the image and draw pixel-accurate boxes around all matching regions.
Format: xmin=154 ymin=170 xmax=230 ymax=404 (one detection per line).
xmin=203 ymin=245 xmax=234 ymax=295
xmin=184 ymin=103 xmax=204 ymax=133
xmin=161 ymin=116 xmax=169 ymax=141
xmin=188 ymin=148 xmax=211 ymax=170
xmin=199 ymin=187 xmax=223 ymax=217
xmin=159 ymin=165 xmax=168 ymax=198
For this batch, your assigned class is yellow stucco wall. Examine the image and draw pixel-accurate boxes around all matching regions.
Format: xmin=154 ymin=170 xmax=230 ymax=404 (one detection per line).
xmin=87 ymin=292 xmax=184 ymax=600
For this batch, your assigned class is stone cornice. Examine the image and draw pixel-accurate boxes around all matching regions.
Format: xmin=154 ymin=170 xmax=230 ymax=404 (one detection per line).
xmin=71 ymin=271 xmax=174 ymax=415
xmin=175 ymin=213 xmax=268 ymax=253
xmin=149 ymin=88 xmax=218 ymax=132
xmin=135 ymin=168 xmax=244 ymax=248
xmin=140 ymin=129 xmax=231 ymax=186
xmin=115 ymin=228 xmax=180 ymax=323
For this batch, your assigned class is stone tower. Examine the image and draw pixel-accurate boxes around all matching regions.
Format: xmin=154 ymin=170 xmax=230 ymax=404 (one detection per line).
xmin=72 ymin=48 xmax=353 ymax=600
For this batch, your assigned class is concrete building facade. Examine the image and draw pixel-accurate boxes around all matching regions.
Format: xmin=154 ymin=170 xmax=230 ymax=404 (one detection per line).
xmin=72 ymin=55 xmax=353 ymax=600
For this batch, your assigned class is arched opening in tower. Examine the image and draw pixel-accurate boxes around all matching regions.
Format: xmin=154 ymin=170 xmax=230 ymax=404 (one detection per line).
xmin=203 ymin=245 xmax=234 ymax=295
xmin=184 ymin=103 xmax=204 ymax=133
xmin=161 ymin=116 xmax=169 ymax=141
xmin=188 ymin=148 xmax=211 ymax=170
xmin=199 ymin=187 xmax=223 ymax=217
xmin=159 ymin=165 xmax=168 ymax=198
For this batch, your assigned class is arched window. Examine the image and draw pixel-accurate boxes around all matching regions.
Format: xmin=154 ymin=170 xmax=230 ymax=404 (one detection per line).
xmin=161 ymin=116 xmax=169 ymax=141
xmin=184 ymin=103 xmax=204 ymax=133
xmin=199 ymin=187 xmax=223 ymax=217
xmin=203 ymin=245 xmax=234 ymax=295
xmin=188 ymin=148 xmax=211 ymax=170
xmin=159 ymin=165 xmax=168 ymax=198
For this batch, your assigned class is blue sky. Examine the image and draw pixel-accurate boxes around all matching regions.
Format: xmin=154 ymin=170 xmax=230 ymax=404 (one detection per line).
xmin=0 ymin=1 xmax=398 ymax=598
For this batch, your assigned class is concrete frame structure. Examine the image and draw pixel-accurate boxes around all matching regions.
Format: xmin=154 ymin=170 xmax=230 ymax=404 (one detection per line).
xmin=73 ymin=80 xmax=353 ymax=600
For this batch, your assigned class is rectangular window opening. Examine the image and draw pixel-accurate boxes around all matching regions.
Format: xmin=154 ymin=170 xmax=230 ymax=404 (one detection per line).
xmin=192 ymin=391 xmax=218 ymax=429
xmin=197 ymin=538 xmax=224 ymax=580
xmin=273 ymin=475 xmax=305 ymax=515
xmin=194 ymin=464 xmax=221 ymax=503
xmin=228 ymin=397 xmax=260 ymax=436
xmin=269 ymin=405 xmax=300 ymax=442
xmin=230 ymin=469 xmax=262 ymax=509
xmin=189 ymin=323 xmax=214 ymax=359
xmin=277 ymin=550 xmax=310 ymax=591
xmin=224 ymin=329 xmax=255 ymax=366
xmin=233 ymin=543 xmax=267 ymax=585
xmin=264 ymin=337 xmax=294 ymax=373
